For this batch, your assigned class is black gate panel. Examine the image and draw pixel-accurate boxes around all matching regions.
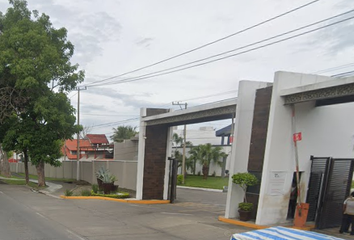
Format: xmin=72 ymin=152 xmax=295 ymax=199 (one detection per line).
xmin=307 ymin=157 xmax=330 ymax=222
xmin=316 ymin=159 xmax=354 ymax=229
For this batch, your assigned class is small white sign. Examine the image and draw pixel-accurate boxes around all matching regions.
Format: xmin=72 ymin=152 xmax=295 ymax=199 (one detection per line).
xmin=268 ymin=171 xmax=287 ymax=196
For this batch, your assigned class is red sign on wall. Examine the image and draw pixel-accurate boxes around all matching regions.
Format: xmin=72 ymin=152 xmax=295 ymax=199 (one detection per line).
xmin=293 ymin=132 xmax=302 ymax=142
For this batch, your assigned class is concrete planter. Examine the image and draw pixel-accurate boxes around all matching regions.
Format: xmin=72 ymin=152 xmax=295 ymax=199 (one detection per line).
xmin=102 ymin=182 xmax=114 ymax=194
xmin=238 ymin=209 xmax=252 ymax=221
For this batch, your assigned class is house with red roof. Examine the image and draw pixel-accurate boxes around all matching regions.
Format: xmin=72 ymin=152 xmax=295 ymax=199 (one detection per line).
xmin=86 ymin=134 xmax=109 ymax=147
xmin=62 ymin=134 xmax=113 ymax=160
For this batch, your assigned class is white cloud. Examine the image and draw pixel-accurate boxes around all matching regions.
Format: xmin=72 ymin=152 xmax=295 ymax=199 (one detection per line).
xmin=1 ymin=0 xmax=354 ymax=136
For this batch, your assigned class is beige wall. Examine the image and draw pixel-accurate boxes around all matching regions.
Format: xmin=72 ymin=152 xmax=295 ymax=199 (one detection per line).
xmin=9 ymin=160 xmax=137 ymax=190
xmin=114 ymin=140 xmax=138 ymax=160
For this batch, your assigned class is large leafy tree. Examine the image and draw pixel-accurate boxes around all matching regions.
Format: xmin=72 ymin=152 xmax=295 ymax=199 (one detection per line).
xmin=110 ymin=125 xmax=137 ymax=142
xmin=0 ymin=0 xmax=84 ymax=186
xmin=188 ymin=143 xmax=228 ymax=179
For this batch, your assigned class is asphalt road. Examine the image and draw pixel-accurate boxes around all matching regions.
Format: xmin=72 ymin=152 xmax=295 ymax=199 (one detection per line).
xmin=0 ymin=184 xmax=247 ymax=240
xmin=0 ymin=186 xmax=80 ymax=240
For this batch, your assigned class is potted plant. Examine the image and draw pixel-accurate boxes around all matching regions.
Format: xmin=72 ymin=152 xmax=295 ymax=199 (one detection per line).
xmin=95 ymin=167 xmax=107 ymax=191
xmin=101 ymin=172 xmax=116 ymax=194
xmin=232 ymin=172 xmax=259 ymax=221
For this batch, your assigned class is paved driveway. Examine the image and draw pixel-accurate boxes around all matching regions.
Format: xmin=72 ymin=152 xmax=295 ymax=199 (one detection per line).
xmin=175 ymin=187 xmax=227 ymax=216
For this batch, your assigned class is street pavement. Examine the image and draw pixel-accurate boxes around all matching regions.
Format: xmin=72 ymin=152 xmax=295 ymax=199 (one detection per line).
xmin=0 ymin=184 xmax=248 ymax=240
xmin=0 ymin=184 xmax=79 ymax=240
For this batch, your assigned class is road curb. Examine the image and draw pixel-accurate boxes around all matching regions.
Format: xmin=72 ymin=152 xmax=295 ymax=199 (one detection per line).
xmin=218 ymin=216 xmax=268 ymax=229
xmin=177 ymin=186 xmax=223 ymax=192
xmin=218 ymin=216 xmax=315 ymax=231
xmin=60 ymin=195 xmax=170 ymax=204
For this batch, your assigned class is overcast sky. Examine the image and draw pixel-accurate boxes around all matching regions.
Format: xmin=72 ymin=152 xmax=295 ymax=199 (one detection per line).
xmin=1 ymin=0 xmax=353 ymax=138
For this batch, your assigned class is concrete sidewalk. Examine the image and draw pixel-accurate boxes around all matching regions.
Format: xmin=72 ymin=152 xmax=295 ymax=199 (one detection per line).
xmin=0 ymin=176 xmax=62 ymax=194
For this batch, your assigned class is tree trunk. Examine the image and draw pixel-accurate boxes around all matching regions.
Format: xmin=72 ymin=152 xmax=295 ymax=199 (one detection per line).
xmin=202 ymin=164 xmax=209 ymax=179
xmin=24 ymin=150 xmax=29 ymax=185
xmin=0 ymin=147 xmax=11 ymax=178
xmin=36 ymin=161 xmax=45 ymax=187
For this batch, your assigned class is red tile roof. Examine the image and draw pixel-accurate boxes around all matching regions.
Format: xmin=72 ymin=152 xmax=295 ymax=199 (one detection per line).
xmin=64 ymin=139 xmax=92 ymax=151
xmin=86 ymin=134 xmax=109 ymax=145
xmin=61 ymin=139 xmax=94 ymax=160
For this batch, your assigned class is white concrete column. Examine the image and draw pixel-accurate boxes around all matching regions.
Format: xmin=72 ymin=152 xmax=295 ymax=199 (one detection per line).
xmin=256 ymin=72 xmax=334 ymax=225
xmin=163 ymin=125 xmax=173 ymax=200
xmin=225 ymin=80 xmax=270 ymax=219
xmin=136 ymin=108 xmax=147 ymax=200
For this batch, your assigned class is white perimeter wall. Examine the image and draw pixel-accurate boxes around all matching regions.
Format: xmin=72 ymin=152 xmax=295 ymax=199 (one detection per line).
xmin=9 ymin=160 xmax=137 ymax=190
xmin=225 ymin=80 xmax=271 ymax=219
xmin=256 ymin=72 xmax=354 ymax=225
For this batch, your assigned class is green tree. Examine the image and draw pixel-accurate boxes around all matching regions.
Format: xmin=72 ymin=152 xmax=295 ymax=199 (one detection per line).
xmin=0 ymin=0 xmax=84 ymax=186
xmin=110 ymin=125 xmax=137 ymax=142
xmin=171 ymin=133 xmax=193 ymax=174
xmin=188 ymin=143 xmax=228 ymax=179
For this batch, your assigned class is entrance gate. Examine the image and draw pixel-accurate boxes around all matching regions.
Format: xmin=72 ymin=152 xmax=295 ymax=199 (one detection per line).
xmin=307 ymin=156 xmax=354 ymax=229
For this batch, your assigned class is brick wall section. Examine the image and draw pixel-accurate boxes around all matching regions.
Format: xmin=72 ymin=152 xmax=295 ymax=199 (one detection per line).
xmin=248 ymin=86 xmax=273 ymax=172
xmin=246 ymin=86 xmax=273 ymax=219
xmin=143 ymin=108 xmax=169 ymax=200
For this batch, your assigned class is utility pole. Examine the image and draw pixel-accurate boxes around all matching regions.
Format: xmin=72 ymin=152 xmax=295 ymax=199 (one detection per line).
xmin=76 ymin=86 xmax=87 ymax=181
xmin=172 ymin=101 xmax=187 ymax=184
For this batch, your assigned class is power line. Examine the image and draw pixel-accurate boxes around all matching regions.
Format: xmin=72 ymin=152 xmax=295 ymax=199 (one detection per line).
xmin=69 ymin=92 xmax=78 ymax=99
xmin=84 ymin=0 xmax=320 ymax=87
xmin=90 ymin=118 xmax=139 ymax=129
xmin=88 ymin=12 xmax=354 ymax=87
xmin=81 ymin=113 xmax=139 ymax=117
xmin=313 ymin=62 xmax=354 ymax=74
xmin=173 ymin=89 xmax=238 ymax=103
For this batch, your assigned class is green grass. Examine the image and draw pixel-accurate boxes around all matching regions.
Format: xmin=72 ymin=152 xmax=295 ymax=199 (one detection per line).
xmin=178 ymin=175 xmax=228 ymax=190
xmin=352 ymin=180 xmax=354 ymax=188
xmin=17 ymin=173 xmax=75 ymax=183
xmin=0 ymin=179 xmax=42 ymax=189
xmin=91 ymin=190 xmax=130 ymax=199
xmin=0 ymin=173 xmax=17 ymax=178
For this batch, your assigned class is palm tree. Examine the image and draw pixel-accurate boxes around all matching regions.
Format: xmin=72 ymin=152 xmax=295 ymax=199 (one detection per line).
xmin=188 ymin=145 xmax=203 ymax=175
xmin=110 ymin=125 xmax=137 ymax=142
xmin=189 ymin=143 xmax=228 ymax=179
xmin=172 ymin=133 xmax=193 ymax=174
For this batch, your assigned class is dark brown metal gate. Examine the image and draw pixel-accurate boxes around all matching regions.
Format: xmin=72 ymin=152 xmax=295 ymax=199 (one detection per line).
xmin=307 ymin=156 xmax=354 ymax=229
xmin=306 ymin=157 xmax=330 ymax=222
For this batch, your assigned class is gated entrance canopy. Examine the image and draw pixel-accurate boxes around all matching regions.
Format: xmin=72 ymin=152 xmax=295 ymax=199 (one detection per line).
xmin=137 ymin=99 xmax=237 ymax=200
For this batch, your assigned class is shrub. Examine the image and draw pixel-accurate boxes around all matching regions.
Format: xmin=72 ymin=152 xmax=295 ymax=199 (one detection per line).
xmin=92 ymin=184 xmax=99 ymax=194
xmin=64 ymin=189 xmax=73 ymax=196
xmin=177 ymin=175 xmax=183 ymax=185
xmin=91 ymin=190 xmax=130 ymax=199
xmin=96 ymin=166 xmax=108 ymax=180
xmin=239 ymin=202 xmax=253 ymax=211
xmin=211 ymin=171 xmax=216 ymax=177
xmin=197 ymin=171 xmax=201 ymax=176
xmin=232 ymin=172 xmax=259 ymax=212
xmin=232 ymin=172 xmax=258 ymax=192
xmin=81 ymin=189 xmax=91 ymax=196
